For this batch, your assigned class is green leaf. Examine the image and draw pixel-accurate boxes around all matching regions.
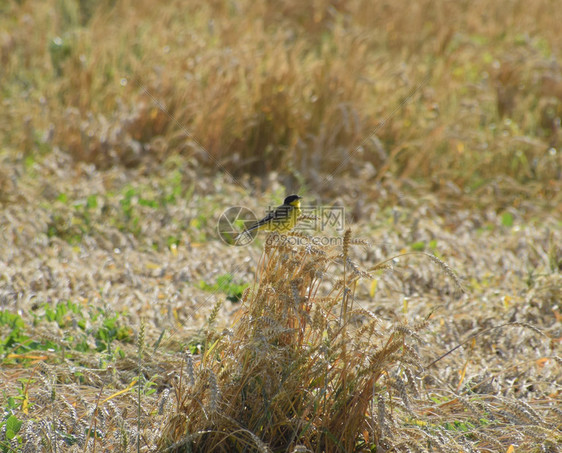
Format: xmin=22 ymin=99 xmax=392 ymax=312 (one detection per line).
xmin=6 ymin=415 xmax=23 ymax=438
xmin=501 ymin=212 xmax=514 ymax=227
xmin=86 ymin=194 xmax=98 ymax=209
xmin=410 ymin=241 xmax=426 ymax=251
xmin=0 ymin=311 xmax=25 ymax=330
xmin=138 ymin=198 xmax=159 ymax=208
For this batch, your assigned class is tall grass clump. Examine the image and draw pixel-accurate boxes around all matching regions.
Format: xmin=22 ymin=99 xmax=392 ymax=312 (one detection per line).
xmin=157 ymin=233 xmax=562 ymax=452
xmin=157 ymin=231 xmax=437 ymax=452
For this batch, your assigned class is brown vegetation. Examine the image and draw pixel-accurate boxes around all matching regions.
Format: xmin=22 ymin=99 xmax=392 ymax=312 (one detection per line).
xmin=0 ymin=0 xmax=560 ymax=452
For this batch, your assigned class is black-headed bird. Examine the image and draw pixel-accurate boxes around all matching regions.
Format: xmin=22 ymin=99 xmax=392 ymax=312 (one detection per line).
xmin=243 ymin=194 xmax=302 ymax=235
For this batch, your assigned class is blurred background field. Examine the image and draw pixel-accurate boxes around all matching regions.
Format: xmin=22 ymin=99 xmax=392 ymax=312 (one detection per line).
xmin=0 ymin=0 xmax=560 ymax=451
xmin=2 ymin=0 xmax=562 ymax=193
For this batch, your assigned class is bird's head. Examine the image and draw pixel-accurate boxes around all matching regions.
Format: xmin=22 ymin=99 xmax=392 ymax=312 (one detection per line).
xmin=284 ymin=194 xmax=302 ymax=206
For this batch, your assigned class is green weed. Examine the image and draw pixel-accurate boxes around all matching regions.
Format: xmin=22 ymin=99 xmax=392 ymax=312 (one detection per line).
xmin=199 ymin=273 xmax=248 ymax=303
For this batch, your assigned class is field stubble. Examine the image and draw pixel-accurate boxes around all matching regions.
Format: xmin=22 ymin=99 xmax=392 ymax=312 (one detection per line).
xmin=0 ymin=0 xmax=561 ymax=451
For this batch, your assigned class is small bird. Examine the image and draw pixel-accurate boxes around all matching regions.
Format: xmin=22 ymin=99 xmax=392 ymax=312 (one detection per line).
xmin=243 ymin=194 xmax=303 ymax=235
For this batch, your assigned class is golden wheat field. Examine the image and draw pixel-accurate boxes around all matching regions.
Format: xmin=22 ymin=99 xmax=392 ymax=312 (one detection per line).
xmin=0 ymin=0 xmax=561 ymax=452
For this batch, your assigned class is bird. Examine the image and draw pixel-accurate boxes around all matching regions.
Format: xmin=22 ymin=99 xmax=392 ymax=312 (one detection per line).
xmin=242 ymin=194 xmax=303 ymax=236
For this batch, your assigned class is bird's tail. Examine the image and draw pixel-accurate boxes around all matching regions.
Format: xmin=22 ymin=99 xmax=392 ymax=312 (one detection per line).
xmin=234 ymin=228 xmax=255 ymax=245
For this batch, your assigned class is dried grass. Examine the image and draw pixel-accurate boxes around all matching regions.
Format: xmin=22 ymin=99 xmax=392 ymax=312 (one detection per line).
xmin=151 ymin=231 xmax=560 ymax=452
xmin=0 ymin=201 xmax=560 ymax=450
xmin=0 ymin=0 xmax=561 ymax=451
xmin=1 ymin=0 xmax=561 ymax=201
xmin=157 ymin=231 xmax=424 ymax=451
